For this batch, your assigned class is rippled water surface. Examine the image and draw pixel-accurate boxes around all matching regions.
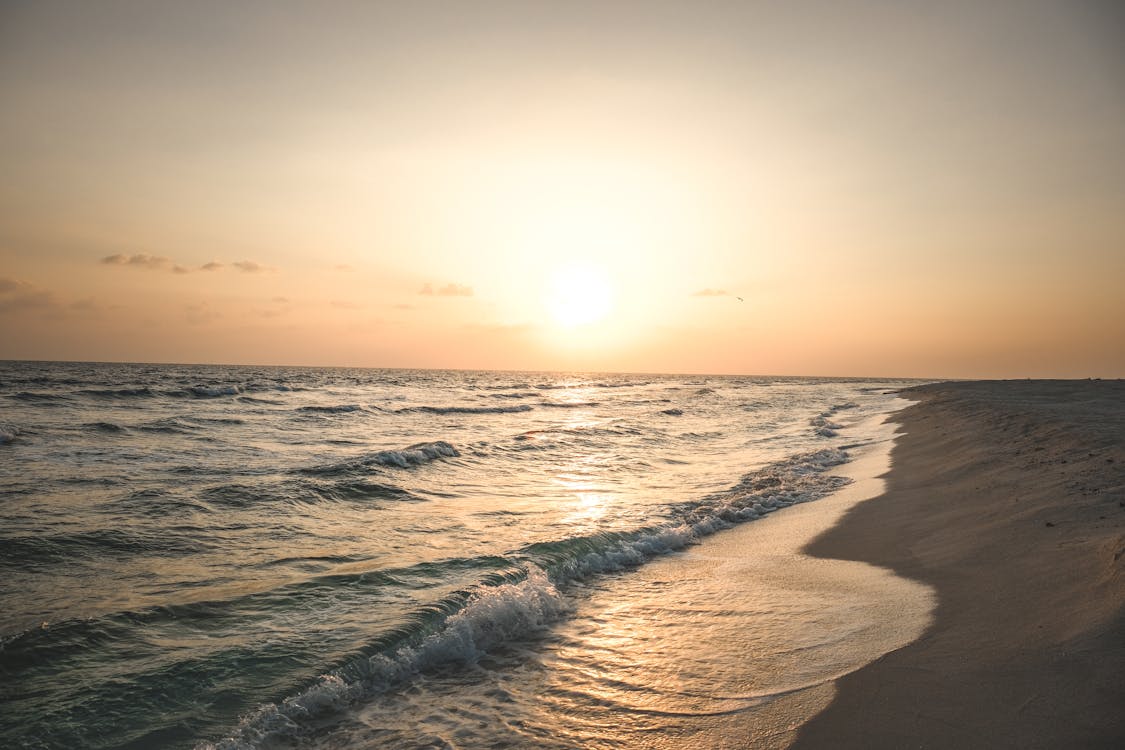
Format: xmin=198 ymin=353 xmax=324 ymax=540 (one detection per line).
xmin=0 ymin=362 xmax=915 ymax=749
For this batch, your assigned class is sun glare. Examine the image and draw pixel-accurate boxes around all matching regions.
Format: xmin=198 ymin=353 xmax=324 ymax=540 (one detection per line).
xmin=547 ymin=263 xmax=614 ymax=328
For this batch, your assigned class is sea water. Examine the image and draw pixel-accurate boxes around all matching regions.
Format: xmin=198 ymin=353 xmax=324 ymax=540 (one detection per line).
xmin=0 ymin=362 xmax=919 ymax=749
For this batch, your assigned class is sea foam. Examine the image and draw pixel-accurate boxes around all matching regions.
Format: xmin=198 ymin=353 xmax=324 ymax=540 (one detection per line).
xmin=201 ymin=566 xmax=567 ymax=750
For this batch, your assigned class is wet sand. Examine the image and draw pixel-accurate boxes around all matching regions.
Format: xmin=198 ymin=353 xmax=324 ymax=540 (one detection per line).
xmin=791 ymin=380 xmax=1125 ymax=749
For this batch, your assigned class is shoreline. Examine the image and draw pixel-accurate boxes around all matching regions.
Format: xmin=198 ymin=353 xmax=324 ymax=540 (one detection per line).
xmin=586 ymin=404 xmax=937 ymax=749
xmin=790 ymin=380 xmax=1125 ymax=749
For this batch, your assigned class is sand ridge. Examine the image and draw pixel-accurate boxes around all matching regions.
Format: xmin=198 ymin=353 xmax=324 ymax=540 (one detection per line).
xmin=791 ymin=380 xmax=1125 ymax=749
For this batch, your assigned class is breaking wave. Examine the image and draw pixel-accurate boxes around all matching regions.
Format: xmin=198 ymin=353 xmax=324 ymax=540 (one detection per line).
xmin=201 ymin=448 xmax=851 ymax=750
xmin=810 ymin=402 xmax=859 ymax=437
xmin=200 ymin=566 xmax=566 ymax=750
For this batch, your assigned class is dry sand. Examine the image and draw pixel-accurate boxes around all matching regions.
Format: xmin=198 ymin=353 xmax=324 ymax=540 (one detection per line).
xmin=791 ymin=380 xmax=1125 ymax=749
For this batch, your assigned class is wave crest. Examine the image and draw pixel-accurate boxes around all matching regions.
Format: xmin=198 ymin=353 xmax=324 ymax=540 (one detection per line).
xmin=77 ymin=387 xmax=155 ymax=398
xmin=177 ymin=385 xmax=242 ymax=398
xmin=302 ymin=441 xmax=461 ymax=475
xmin=297 ymin=404 xmax=365 ymax=414
xmin=810 ymin=402 xmax=856 ymax=437
xmin=0 ymin=423 xmax=19 ymax=444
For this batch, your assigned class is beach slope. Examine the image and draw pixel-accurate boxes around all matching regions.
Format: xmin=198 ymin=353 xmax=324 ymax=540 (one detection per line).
xmin=792 ymin=380 xmax=1125 ymax=749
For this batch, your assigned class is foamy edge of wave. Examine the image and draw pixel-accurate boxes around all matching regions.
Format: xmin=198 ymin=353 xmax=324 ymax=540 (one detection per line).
xmin=548 ymin=448 xmax=850 ymax=577
xmin=810 ymin=402 xmax=859 ymax=437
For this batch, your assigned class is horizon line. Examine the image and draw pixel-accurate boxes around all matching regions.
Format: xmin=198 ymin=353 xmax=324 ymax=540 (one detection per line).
xmin=6 ymin=357 xmax=1110 ymax=382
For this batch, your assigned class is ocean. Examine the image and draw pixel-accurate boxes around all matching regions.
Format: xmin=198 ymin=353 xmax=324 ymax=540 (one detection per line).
xmin=0 ymin=362 xmax=920 ymax=749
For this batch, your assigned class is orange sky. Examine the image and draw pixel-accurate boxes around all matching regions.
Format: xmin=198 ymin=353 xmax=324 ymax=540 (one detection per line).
xmin=2 ymin=1 xmax=1123 ymax=378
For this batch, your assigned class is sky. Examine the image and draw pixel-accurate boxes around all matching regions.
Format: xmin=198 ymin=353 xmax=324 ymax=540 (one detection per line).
xmin=1 ymin=0 xmax=1123 ymax=378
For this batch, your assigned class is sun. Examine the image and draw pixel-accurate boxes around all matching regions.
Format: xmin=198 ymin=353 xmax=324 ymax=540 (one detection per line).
xmin=546 ymin=263 xmax=614 ymax=328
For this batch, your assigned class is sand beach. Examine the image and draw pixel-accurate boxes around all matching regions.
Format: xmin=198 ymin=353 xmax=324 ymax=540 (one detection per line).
xmin=793 ymin=380 xmax=1125 ymax=749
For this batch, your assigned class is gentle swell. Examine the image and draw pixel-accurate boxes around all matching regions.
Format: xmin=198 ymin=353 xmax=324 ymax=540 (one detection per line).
xmin=167 ymin=385 xmax=243 ymax=398
xmin=238 ymin=395 xmax=285 ymax=405
xmin=538 ymin=401 xmax=599 ymax=409
xmin=83 ymin=421 xmax=127 ymax=433
xmin=308 ymin=480 xmax=423 ymax=503
xmin=301 ymin=441 xmax=461 ymax=475
xmin=8 ymin=391 xmax=72 ymax=405
xmin=0 ymin=528 xmax=211 ymax=566
xmin=77 ymin=387 xmax=155 ymax=399
xmin=297 ymin=404 xmax=366 ymax=414
xmin=398 ymin=404 xmax=534 ymax=415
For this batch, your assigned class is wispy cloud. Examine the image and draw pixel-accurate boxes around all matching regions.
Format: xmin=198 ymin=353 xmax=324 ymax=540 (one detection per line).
xmin=69 ymin=298 xmax=103 ymax=313
xmin=0 ymin=277 xmax=56 ymax=314
xmin=0 ymin=278 xmax=111 ymax=319
xmin=100 ymin=253 xmax=170 ymax=269
xmin=692 ymin=288 xmax=729 ymax=297
xmin=185 ymin=303 xmax=222 ymax=325
xmin=419 ymin=282 xmax=474 ymax=297
xmin=254 ymin=296 xmax=293 ymax=318
xmin=98 ymin=256 xmax=271 ymax=274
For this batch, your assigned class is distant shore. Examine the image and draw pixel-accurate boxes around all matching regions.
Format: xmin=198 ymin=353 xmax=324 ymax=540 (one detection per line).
xmin=792 ymin=380 xmax=1125 ymax=749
